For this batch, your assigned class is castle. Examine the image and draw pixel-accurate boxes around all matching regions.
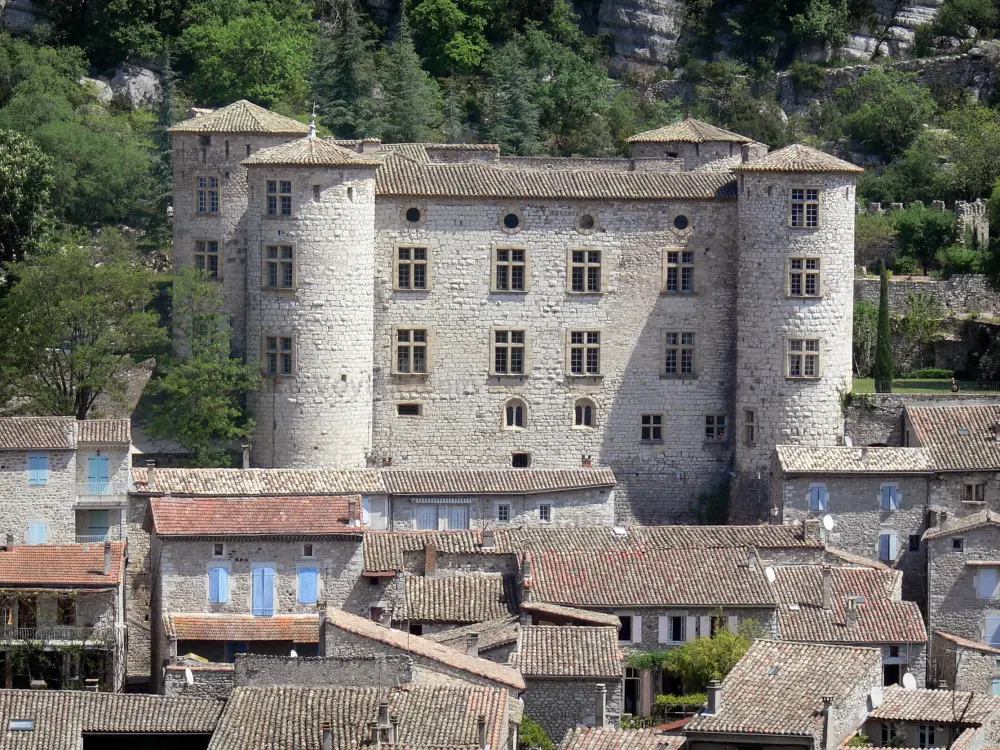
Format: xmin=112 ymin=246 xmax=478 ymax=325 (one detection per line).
xmin=169 ymin=101 xmax=861 ymax=523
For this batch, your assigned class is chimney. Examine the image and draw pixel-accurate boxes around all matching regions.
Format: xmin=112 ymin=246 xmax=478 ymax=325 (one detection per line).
xmin=369 ymin=721 xmax=378 ymax=746
xmin=390 ymin=716 xmax=399 ymax=744
xmin=481 ymin=528 xmax=495 ymax=550
xmin=845 ymin=597 xmax=858 ymax=630
xmin=940 ymin=509 xmax=948 ymax=528
xmin=861 ymin=446 xmax=869 ymax=464
xmin=705 ymin=680 xmax=723 ymax=716
xmin=521 ymin=552 xmax=533 ymax=602
xmin=741 ymin=144 xmax=751 ymax=163
xmin=821 ymin=696 xmax=835 ymax=750
xmin=361 ymin=138 xmax=382 ymax=154
xmin=595 ymin=683 xmax=607 ymax=727
xmin=348 ymin=497 xmax=361 ymax=527
xmin=104 ymin=541 xmax=113 ymax=576
xmin=747 ymin=549 xmax=758 ymax=570
xmin=4 ymin=533 xmax=12 ymax=550
xmin=995 ymin=420 xmax=1000 ymax=443
xmin=378 ymin=701 xmax=389 ymax=726
xmin=581 ymin=454 xmax=593 ymax=468
xmin=146 ymin=460 xmax=156 ymax=490
xmin=467 ymin=633 xmax=480 ymax=658
xmin=478 ymin=714 xmax=487 ymax=750
xmin=822 ymin=566 xmax=833 ymax=611
xmin=242 ymin=444 xmax=251 ymax=469
xmin=425 ymin=541 xmax=438 ymax=578
xmin=321 ymin=720 xmax=332 ymax=750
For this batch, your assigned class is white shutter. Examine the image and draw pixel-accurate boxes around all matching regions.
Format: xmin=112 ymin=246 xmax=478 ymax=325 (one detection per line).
xmin=894 ymin=489 xmax=902 ymax=509
xmin=685 ymin=616 xmax=697 ymax=642
xmin=888 ymin=534 xmax=899 ymax=561
xmin=699 ymin=616 xmax=711 ymax=639
xmin=632 ymin=615 xmax=642 ymax=644
xmin=658 ymin=616 xmax=669 ymax=644
xmin=727 ymin=615 xmax=740 ymax=633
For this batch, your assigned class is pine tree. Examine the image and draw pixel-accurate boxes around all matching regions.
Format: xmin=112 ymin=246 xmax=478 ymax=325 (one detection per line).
xmin=874 ymin=263 xmax=894 ymax=393
xmin=312 ymin=0 xmax=375 ymax=139
xmin=482 ymin=39 xmax=546 ymax=156
xmin=375 ymin=12 xmax=444 ymax=143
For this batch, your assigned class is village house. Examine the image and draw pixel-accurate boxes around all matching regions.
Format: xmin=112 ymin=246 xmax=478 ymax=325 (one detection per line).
xmin=857 ymin=686 xmax=1000 ymax=749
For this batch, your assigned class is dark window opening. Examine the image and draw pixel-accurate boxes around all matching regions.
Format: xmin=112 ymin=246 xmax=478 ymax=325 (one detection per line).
xmin=512 ymin=452 xmax=530 ymax=468
xmin=909 ymin=535 xmax=921 ymax=552
xmin=397 ymin=403 xmax=421 ymax=416
xmin=503 ymin=213 xmax=520 ymax=230
xmin=883 ymin=663 xmax=901 ymax=686
xmin=618 ymin=615 xmax=632 ymax=642
xmin=409 ymin=623 xmax=423 ymax=636
xmin=579 ymin=214 xmax=594 ymax=230
xmin=673 ymin=215 xmax=689 ymax=231
xmin=406 ymin=207 xmax=422 ymax=223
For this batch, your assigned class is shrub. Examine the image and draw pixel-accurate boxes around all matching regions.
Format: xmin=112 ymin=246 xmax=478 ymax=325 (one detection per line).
xmin=891 ymin=253 xmax=920 ymax=275
xmin=855 ymin=213 xmax=898 ymax=270
xmin=789 ymin=61 xmax=827 ymax=90
xmin=519 ymin=716 xmax=553 ymax=750
xmin=937 ymin=243 xmax=986 ymax=276
xmin=891 ymin=206 xmax=958 ymax=275
xmin=652 ymin=693 xmax=707 ymax=722
xmin=848 ymin=734 xmax=872 ymax=747
xmin=906 ymin=368 xmax=954 ymax=379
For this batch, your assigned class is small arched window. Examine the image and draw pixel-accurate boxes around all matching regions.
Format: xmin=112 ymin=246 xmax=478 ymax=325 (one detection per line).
xmin=505 ymin=399 xmax=526 ymax=430
xmin=574 ymin=398 xmax=596 ymax=428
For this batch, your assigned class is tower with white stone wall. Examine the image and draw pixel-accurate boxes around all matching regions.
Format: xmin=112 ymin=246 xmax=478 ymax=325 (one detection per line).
xmin=242 ymin=129 xmax=381 ymax=468
xmin=732 ymin=144 xmax=862 ymax=522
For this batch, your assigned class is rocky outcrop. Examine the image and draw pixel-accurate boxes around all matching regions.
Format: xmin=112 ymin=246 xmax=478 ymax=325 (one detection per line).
xmin=597 ymin=0 xmax=684 ymax=65
xmin=0 ymin=0 xmax=51 ymax=34
xmin=79 ymin=77 xmax=114 ymax=105
xmin=110 ymin=65 xmax=163 ymax=110
xmin=841 ymin=0 xmax=944 ymax=61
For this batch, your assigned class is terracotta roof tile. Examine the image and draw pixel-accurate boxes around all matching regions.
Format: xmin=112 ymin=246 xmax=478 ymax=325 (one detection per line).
xmin=400 ymin=574 xmax=515 ymax=623
xmin=0 ymin=542 xmax=125 ymax=587
xmin=169 ymin=100 xmax=310 ymax=134
xmin=243 ymin=136 xmax=381 ymax=167
xmin=934 ymin=630 xmax=1000 ymax=656
xmin=558 ymin=727 xmax=686 ymax=750
xmin=521 ymin=602 xmax=622 ymax=626
xmin=75 ymin=419 xmax=131 ymax=445
xmin=0 ymin=417 xmax=76 ymax=450
xmin=776 ymin=446 xmax=932 ymax=474
xmin=325 ymin=608 xmax=525 ymax=690
xmin=627 ymin=118 xmax=753 ymax=144
xmin=924 ymin=508 xmax=1000 ymax=540
xmin=732 ymin=144 xmax=863 ymax=174
xmin=424 ymin=616 xmax=520 ymax=652
xmin=380 ymin=468 xmax=616 ymax=495
xmin=869 ymin=686 xmax=1000 ymax=725
xmin=514 ymin=625 xmax=623 ymax=678
xmin=148 ymin=496 xmax=361 ymax=536
xmin=907 ymin=404 xmax=1000 ymax=471
xmin=167 ymin=614 xmax=320 ymax=643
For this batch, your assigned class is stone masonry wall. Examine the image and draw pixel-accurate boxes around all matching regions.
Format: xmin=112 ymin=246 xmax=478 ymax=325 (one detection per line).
xmin=844 ymin=393 xmax=997 ymax=447
xmin=163 ymin=665 xmax=234 ymax=698
xmin=125 ymin=493 xmax=153 ymax=685
xmin=523 ymin=678 xmax=623 ymax=745
xmin=233 ymin=653 xmax=413 ymax=687
xmin=0 ymin=449 xmax=75 ymax=544
xmin=854 ymin=274 xmax=1000 ymax=318
xmin=613 ymin=607 xmax=778 ymax=655
xmin=932 ymin=638 xmax=999 ymax=692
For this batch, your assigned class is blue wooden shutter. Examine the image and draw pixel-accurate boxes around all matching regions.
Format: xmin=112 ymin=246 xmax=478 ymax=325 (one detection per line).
xmin=819 ymin=487 xmax=828 ymax=511
xmin=27 ymin=523 xmax=47 ymax=545
xmin=262 ymin=567 xmax=275 ymax=615
xmin=209 ymin=568 xmax=221 ymax=603
xmin=219 ymin=567 xmax=230 ymax=602
xmin=879 ymin=534 xmax=889 ymax=560
xmin=298 ymin=568 xmax=318 ymax=604
xmin=880 ymin=486 xmax=891 ymax=510
xmin=809 ymin=487 xmax=820 ymax=511
xmin=252 ymin=567 xmax=265 ymax=615
xmin=28 ymin=455 xmax=48 ymax=486
xmin=88 ymin=456 xmax=110 ymax=493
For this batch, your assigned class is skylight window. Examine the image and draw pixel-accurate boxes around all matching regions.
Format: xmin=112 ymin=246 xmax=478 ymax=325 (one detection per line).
xmin=958 ymin=428 xmax=970 ymax=436
xmin=788 ymin=603 xmax=800 ymax=611
xmin=9 ymin=719 xmax=33 ymax=731
xmin=767 ymin=666 xmax=780 ymax=676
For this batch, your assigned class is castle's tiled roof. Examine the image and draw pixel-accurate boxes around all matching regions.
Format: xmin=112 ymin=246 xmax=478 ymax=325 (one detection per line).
xmin=627 ymin=118 xmax=753 ymax=144
xmin=685 ymin=640 xmax=880 ymax=737
xmin=907 ymin=404 xmax=1000 ymax=471
xmin=868 ymin=686 xmax=1000 ymax=725
xmin=168 ymin=100 xmax=310 ymax=135
xmin=924 ymin=508 xmax=1000 ymax=540
xmin=243 ymin=136 xmax=382 ymax=167
xmin=934 ymin=630 xmax=1000 ymax=656
xmin=147 ymin=496 xmax=361 ymax=536
xmin=772 ymin=566 xmax=926 ymax=644
xmin=375 ymin=156 xmax=737 ymax=200
xmin=732 ymin=144 xmax=864 ymax=174
xmin=0 ymin=690 xmax=223 ymax=748
xmin=521 ymin=601 xmax=622 ymax=626
xmin=325 ymin=608 xmax=525 ymax=689
xmin=76 ymin=419 xmax=131 ymax=445
xmin=400 ymin=573 xmax=515 ymax=623
xmin=0 ymin=542 xmax=126 ymax=587
xmin=207 ymin=684 xmax=514 ymax=750
xmin=166 ymin=613 xmax=321 ymax=643
xmin=514 ymin=625 xmax=623 ymax=678
xmin=424 ymin=616 xmax=520 ymax=652
xmin=0 ymin=417 xmax=76 ymax=450
xmin=775 ymin=445 xmax=932 ymax=474
xmin=558 ymin=727 xmax=687 ymax=750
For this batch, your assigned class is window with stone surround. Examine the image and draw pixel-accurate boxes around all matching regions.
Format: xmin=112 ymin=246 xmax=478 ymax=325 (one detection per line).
xmin=880 ymin=483 xmax=901 ymax=510
xmin=879 ymin=532 xmax=899 ymax=561
xmin=574 ymin=398 xmax=596 ymax=429
xmin=493 ymin=248 xmax=527 ymax=292
xmin=194 ymin=240 xmax=220 ymax=278
xmin=568 ymin=330 xmax=601 ymax=376
xmin=640 ymin=414 xmax=663 ymax=443
xmin=664 ymin=250 xmax=694 ymax=293
xmin=266 ymin=180 xmax=292 ymax=216
xmin=504 ymin=398 xmax=526 ymax=430
xmin=918 ymin=726 xmax=943 ymax=749
xmin=787 ymin=257 xmax=821 ymax=297
xmin=705 ymin=414 xmax=727 ymax=442
xmin=394 ymin=328 xmax=429 ymax=374
xmin=977 ymin=567 xmax=999 ymax=599
xmin=265 ymin=336 xmax=295 ymax=376
xmin=743 ymin=410 xmax=756 ymax=445
xmin=264 ymin=245 xmax=295 ymax=289
xmin=395 ymin=246 xmax=429 ymax=290
xmin=493 ymin=329 xmax=526 ymax=375
xmin=196 ymin=176 xmax=219 ymax=214
xmin=787 ymin=338 xmax=820 ymax=378
xmin=538 ymin=503 xmax=551 ymax=523
xmin=512 ymin=452 xmax=531 ymax=468
xmin=496 ymin=503 xmax=511 ymax=523
xmin=664 ymin=332 xmax=695 ymax=377
xmin=27 ymin=454 xmax=49 ymax=486
xmin=569 ymin=250 xmax=601 ymax=293
xmin=964 ymin=483 xmax=987 ymax=503
xmin=790 ymin=187 xmax=820 ymax=228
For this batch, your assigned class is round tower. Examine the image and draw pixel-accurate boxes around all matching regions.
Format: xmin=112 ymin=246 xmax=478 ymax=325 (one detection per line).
xmin=732 ymin=145 xmax=862 ymax=521
xmin=243 ymin=131 xmax=380 ymax=468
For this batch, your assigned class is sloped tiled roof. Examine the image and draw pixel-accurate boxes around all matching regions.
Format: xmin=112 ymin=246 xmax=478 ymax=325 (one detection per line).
xmin=775 ymin=445 xmax=932 ymax=474
xmin=400 ymin=574 xmax=515 ymax=623
xmin=732 ymin=144 xmax=863 ymax=174
xmin=934 ymin=630 xmax=1000 ymax=656
xmin=924 ymin=509 xmax=1000 ymax=540
xmin=514 ymin=625 xmax=623 ymax=678
xmin=0 ymin=542 xmax=125 ymax=587
xmin=558 ymin=727 xmax=687 ymax=750
xmin=243 ymin=136 xmax=382 ymax=167
xmin=147 ymin=496 xmax=360 ymax=536
xmin=772 ymin=566 xmax=926 ymax=644
xmin=0 ymin=417 xmax=76 ymax=450
xmin=424 ymin=616 xmax=520 ymax=652
xmin=207 ymin=684 xmax=513 ymax=750
xmin=907 ymin=404 xmax=1000 ymax=471
xmin=685 ymin=640 xmax=880 ymax=737
xmin=325 ymin=608 xmax=525 ymax=690
xmin=166 ymin=614 xmax=320 ymax=643
xmin=380 ymin=468 xmax=616 ymax=495
xmin=75 ymin=419 xmax=131 ymax=445
xmin=869 ymin=686 xmax=1000 ymax=725
xmin=627 ymin=118 xmax=753 ymax=144
xmin=0 ymin=690 xmax=223 ymax=748
xmin=521 ymin=601 xmax=622 ymax=627
xmin=168 ymin=100 xmax=310 ymax=134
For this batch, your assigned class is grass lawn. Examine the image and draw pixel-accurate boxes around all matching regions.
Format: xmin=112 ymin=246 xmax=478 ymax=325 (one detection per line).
xmin=852 ymin=378 xmax=1000 ymax=394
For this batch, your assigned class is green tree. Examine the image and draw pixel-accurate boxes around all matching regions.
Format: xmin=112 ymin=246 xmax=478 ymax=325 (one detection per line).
xmin=891 ymin=206 xmax=957 ymax=275
xmin=518 ymin=716 xmax=554 ymax=750
xmin=146 ymin=269 xmax=260 ymax=467
xmin=0 ymin=129 xmax=54 ymax=267
xmin=409 ymin=0 xmax=490 ymax=75
xmin=853 ymin=299 xmax=878 ymax=376
xmin=0 ymin=230 xmax=167 ymax=418
xmin=312 ymin=0 xmax=377 ymax=139
xmin=836 ymin=69 xmax=936 ymax=159
xmin=660 ymin=620 xmax=761 ymax=692
xmin=481 ymin=38 xmax=545 ymax=155
xmin=896 ymin=291 xmax=943 ymax=367
xmin=874 ymin=263 xmax=894 ymax=392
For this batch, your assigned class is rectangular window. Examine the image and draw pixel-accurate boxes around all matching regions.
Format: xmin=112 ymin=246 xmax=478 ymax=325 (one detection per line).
xmin=788 ymin=339 xmax=820 ymax=378
xmin=443 ymin=505 xmax=469 ymax=529
xmin=743 ymin=410 xmax=756 ymax=445
xmin=809 ymin=486 xmax=828 ymax=512
xmin=196 ymin=176 xmax=220 ymax=214
xmin=396 ymin=247 xmax=428 ymax=290
xmin=86 ymin=456 xmax=110 ymax=495
xmin=641 ymin=414 xmax=663 ymax=443
xmin=954 ymin=538 xmax=965 ymax=551
xmin=415 ymin=505 xmax=438 ymax=530
xmin=618 ymin=615 xmax=633 ymax=642
xmin=27 ymin=523 xmax=48 ymax=545
xmin=512 ymin=452 xmax=531 ymax=468
xmin=909 ymin=535 xmax=921 ymax=552
xmin=881 ymin=485 xmax=900 ymax=511
xmin=209 ymin=566 xmax=230 ymax=604
xmin=879 ymin=533 xmax=899 ymax=562
xmin=298 ymin=567 xmax=319 ymax=604
xmin=264 ymin=245 xmax=295 ymax=289
xmin=27 ymin=454 xmax=49 ymax=486
xmin=570 ymin=250 xmax=601 ymax=293
xmin=395 ymin=329 xmax=428 ymax=374
xmin=979 ymin=568 xmax=999 ymax=599
xmin=790 ymin=188 xmax=820 ymax=228
xmin=303 ymin=543 xmax=314 ymax=558
xmin=665 ymin=250 xmax=695 ymax=293
xmin=493 ymin=330 xmax=526 ymax=375
xmin=494 ymin=249 xmax=526 ymax=292
xmin=569 ymin=331 xmax=601 ymax=376
xmin=266 ymin=180 xmax=292 ymax=216
xmin=788 ymin=258 xmax=821 ymax=297
xmin=538 ymin=504 xmax=551 ymax=523
xmin=664 ymin=333 xmax=695 ymax=376
xmin=705 ymin=415 xmax=727 ymax=442
xmin=397 ymin=403 xmax=422 ymax=417
xmin=194 ymin=240 xmax=220 ymax=278
xmin=497 ymin=504 xmax=511 ymax=523
xmin=213 ymin=543 xmax=225 ymax=558
xmin=987 ymin=616 xmax=1000 ymax=646
xmin=265 ymin=336 xmax=294 ymax=376
xmin=251 ymin=565 xmax=275 ymax=616
xmin=918 ymin=726 xmax=936 ymax=749
xmin=86 ymin=509 xmax=109 ymax=539
xmin=965 ymin=483 xmax=987 ymax=503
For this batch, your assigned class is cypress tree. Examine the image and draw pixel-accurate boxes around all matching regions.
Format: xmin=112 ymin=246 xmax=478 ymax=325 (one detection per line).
xmin=312 ymin=0 xmax=375 ymax=139
xmin=482 ymin=39 xmax=545 ymax=156
xmin=376 ymin=12 xmax=444 ymax=143
xmin=874 ymin=263 xmax=894 ymax=393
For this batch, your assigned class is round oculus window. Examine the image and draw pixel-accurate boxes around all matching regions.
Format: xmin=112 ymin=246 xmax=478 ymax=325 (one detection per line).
xmin=673 ymin=215 xmax=689 ymax=231
xmin=405 ymin=207 xmax=422 ymax=223
xmin=579 ymin=214 xmax=595 ymax=231
xmin=503 ymin=213 xmax=520 ymax=230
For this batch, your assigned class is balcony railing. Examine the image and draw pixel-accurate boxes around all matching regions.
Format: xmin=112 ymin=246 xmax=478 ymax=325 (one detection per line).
xmin=75 ymin=527 xmax=123 ymax=545
xmin=75 ymin=482 xmax=128 ymax=501
xmin=0 ymin=626 xmax=107 ymax=642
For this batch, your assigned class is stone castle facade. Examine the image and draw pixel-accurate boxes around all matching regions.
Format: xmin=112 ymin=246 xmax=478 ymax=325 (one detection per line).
xmin=169 ymin=102 xmax=862 ymax=523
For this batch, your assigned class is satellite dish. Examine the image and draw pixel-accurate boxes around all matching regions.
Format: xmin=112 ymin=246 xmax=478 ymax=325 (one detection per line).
xmin=764 ymin=566 xmax=776 ymax=584
xmin=870 ymin=686 xmax=884 ymax=707
xmin=902 ymin=673 xmax=917 ymax=690
xmin=290 ymin=649 xmax=298 ymax=658
xmin=822 ymin=515 xmax=835 ymax=531
xmin=845 ymin=436 xmax=854 ymax=447
xmin=184 ymin=668 xmax=194 ymax=686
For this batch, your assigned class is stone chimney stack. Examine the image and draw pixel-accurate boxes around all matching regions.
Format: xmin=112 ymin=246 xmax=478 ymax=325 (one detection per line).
xmin=940 ymin=509 xmax=948 ymax=528
xmin=481 ymin=528 xmax=495 ymax=550
xmin=104 ymin=541 xmax=113 ymax=576
xmin=425 ymin=541 xmax=438 ymax=578
xmin=5 ymin=533 xmax=12 ymax=549
xmin=378 ymin=701 xmax=389 ymax=725
xmin=389 ymin=716 xmax=399 ymax=744
xmin=146 ymin=460 xmax=156 ymax=490
xmin=595 ymin=684 xmax=607 ymax=727
xmin=845 ymin=597 xmax=858 ymax=631
xmin=242 ymin=444 xmax=251 ymax=469
xmin=802 ymin=518 xmax=821 ymax=543
xmin=706 ymin=680 xmax=723 ymax=716
xmin=478 ymin=714 xmax=487 ymax=750
xmin=822 ymin=566 xmax=833 ymax=611
xmin=348 ymin=497 xmax=361 ymax=527
xmin=368 ymin=721 xmax=378 ymax=746
xmin=321 ymin=720 xmax=332 ymax=750
xmin=467 ymin=633 xmax=480 ymax=658
xmin=821 ymin=696 xmax=835 ymax=750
